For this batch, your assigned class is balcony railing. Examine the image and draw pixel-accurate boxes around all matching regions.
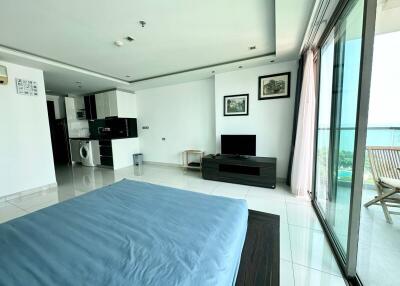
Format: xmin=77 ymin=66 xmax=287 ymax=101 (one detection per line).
xmin=317 ymin=126 xmax=400 ymax=186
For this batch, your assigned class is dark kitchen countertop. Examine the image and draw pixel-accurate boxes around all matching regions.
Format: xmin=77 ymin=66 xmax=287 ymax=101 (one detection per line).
xmin=69 ymin=137 xmax=138 ymax=141
xmin=69 ymin=137 xmax=95 ymax=140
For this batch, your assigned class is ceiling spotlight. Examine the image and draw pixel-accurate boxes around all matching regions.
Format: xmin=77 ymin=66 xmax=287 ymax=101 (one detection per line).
xmin=249 ymin=46 xmax=256 ymax=50
xmin=114 ymin=40 xmax=124 ymax=47
xmin=125 ymin=36 xmax=134 ymax=42
xmin=139 ymin=20 xmax=146 ymax=27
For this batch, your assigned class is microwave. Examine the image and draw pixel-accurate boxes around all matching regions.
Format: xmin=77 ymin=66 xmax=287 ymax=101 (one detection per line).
xmin=76 ymin=109 xmax=86 ymax=120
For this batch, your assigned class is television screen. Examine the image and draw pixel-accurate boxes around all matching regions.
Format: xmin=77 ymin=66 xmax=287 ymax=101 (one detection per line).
xmin=221 ymin=135 xmax=256 ymax=156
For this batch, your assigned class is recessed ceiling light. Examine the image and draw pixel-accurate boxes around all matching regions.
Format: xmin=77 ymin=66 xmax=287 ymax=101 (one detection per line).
xmin=238 ymin=66 xmax=243 ymax=69
xmin=270 ymin=60 xmax=275 ymax=63
xmin=249 ymin=46 xmax=256 ymax=50
xmin=114 ymin=40 xmax=124 ymax=47
xmin=125 ymin=36 xmax=134 ymax=42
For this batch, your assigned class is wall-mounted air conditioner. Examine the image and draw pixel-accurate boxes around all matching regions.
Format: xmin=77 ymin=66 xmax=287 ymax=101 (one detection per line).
xmin=0 ymin=65 xmax=8 ymax=85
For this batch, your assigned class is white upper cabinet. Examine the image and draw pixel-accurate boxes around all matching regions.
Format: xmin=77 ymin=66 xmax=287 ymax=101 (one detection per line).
xmin=95 ymin=90 xmax=136 ymax=119
xmin=65 ymin=97 xmax=76 ymax=120
xmin=115 ymin=90 xmax=137 ymax=118
xmin=95 ymin=91 xmax=116 ymax=119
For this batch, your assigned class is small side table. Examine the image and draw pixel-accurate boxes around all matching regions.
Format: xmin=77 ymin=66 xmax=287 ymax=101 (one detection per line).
xmin=182 ymin=150 xmax=204 ymax=170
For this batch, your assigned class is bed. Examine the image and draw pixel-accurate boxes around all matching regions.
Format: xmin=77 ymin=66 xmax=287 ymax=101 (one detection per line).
xmin=0 ymin=179 xmax=248 ymax=286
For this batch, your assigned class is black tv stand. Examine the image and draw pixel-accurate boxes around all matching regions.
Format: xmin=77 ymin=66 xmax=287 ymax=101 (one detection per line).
xmin=202 ymin=154 xmax=276 ymax=188
xmin=228 ymin=154 xmax=249 ymax=159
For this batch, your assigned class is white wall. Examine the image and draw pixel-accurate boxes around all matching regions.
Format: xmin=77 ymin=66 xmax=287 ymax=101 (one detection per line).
xmin=0 ymin=61 xmax=56 ymax=197
xmin=46 ymin=94 xmax=66 ymax=119
xmin=136 ymin=79 xmax=216 ymax=165
xmin=214 ymin=61 xmax=298 ymax=179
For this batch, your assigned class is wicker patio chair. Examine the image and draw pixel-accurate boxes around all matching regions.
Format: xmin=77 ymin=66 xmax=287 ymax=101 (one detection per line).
xmin=365 ymin=146 xmax=400 ymax=223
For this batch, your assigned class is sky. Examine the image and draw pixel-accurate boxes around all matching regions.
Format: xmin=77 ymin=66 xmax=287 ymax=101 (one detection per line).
xmin=368 ymin=31 xmax=400 ymax=127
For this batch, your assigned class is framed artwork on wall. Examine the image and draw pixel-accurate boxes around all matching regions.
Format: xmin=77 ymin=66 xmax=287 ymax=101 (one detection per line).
xmin=258 ymin=72 xmax=290 ymax=100
xmin=223 ymin=94 xmax=249 ymax=116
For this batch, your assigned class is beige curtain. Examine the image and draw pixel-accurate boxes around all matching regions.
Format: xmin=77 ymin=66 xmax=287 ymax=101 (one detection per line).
xmin=291 ymin=50 xmax=316 ymax=197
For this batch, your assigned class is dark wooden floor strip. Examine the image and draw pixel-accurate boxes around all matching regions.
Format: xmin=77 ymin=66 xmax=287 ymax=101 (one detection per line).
xmin=236 ymin=210 xmax=280 ymax=286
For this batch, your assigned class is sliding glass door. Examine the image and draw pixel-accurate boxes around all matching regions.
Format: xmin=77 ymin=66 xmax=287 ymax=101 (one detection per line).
xmin=315 ymin=0 xmax=364 ymax=256
xmin=313 ymin=0 xmax=377 ymax=279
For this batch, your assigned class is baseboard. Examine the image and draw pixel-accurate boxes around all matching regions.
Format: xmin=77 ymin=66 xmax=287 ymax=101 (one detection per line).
xmin=143 ymin=161 xmax=182 ymax=168
xmin=276 ymin=177 xmax=287 ymax=184
xmin=0 ymin=182 xmax=58 ymax=202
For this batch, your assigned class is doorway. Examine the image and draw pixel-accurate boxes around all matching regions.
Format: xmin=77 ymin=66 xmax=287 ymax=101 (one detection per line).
xmin=46 ymin=100 xmax=70 ymax=165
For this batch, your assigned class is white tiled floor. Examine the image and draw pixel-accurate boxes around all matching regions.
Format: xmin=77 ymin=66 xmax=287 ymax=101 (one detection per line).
xmin=0 ymin=163 xmax=346 ymax=286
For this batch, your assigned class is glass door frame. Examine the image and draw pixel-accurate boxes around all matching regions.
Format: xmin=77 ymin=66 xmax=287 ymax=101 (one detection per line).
xmin=311 ymin=0 xmax=377 ymax=282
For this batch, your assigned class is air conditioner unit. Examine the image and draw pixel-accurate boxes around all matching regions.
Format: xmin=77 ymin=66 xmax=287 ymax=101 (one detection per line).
xmin=0 ymin=65 xmax=8 ymax=85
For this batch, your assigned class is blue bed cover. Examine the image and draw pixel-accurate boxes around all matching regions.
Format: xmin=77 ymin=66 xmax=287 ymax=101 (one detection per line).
xmin=0 ymin=179 xmax=248 ymax=286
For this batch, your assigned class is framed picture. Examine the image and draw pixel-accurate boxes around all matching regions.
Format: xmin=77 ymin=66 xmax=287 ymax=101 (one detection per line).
xmin=223 ymin=94 xmax=249 ymax=116
xmin=258 ymin=72 xmax=291 ymax=100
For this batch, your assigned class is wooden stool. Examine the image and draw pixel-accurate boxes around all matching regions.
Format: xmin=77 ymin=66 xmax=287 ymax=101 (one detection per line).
xmin=182 ymin=150 xmax=204 ymax=170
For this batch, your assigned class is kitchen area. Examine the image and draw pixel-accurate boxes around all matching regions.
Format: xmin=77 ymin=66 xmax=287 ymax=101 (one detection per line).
xmin=65 ymin=89 xmax=140 ymax=170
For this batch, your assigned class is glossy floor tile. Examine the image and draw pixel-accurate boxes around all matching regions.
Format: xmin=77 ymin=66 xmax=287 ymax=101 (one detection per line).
xmin=280 ymin=259 xmax=295 ymax=286
xmin=0 ymin=202 xmax=27 ymax=223
xmin=289 ymin=225 xmax=341 ymax=276
xmin=286 ymin=202 xmax=322 ymax=231
xmin=280 ymin=223 xmax=293 ymax=261
xmin=247 ymin=197 xmax=288 ymax=222
xmin=0 ymin=163 xmax=345 ymax=285
xmin=293 ymin=263 xmax=345 ymax=286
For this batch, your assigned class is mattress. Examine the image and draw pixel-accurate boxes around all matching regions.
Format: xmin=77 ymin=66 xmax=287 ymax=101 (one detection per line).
xmin=0 ymin=179 xmax=248 ymax=286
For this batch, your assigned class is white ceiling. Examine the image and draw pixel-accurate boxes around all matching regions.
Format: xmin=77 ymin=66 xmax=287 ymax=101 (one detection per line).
xmin=0 ymin=0 xmax=315 ymax=94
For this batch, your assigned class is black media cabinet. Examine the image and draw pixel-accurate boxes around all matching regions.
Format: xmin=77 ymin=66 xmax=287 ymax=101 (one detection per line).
xmin=202 ymin=155 xmax=276 ymax=188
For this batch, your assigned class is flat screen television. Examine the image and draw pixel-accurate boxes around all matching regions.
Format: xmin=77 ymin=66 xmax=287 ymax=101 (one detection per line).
xmin=221 ymin=135 xmax=256 ymax=156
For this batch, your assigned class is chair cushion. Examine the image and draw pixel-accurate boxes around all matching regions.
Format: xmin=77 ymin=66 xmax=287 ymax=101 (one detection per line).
xmin=379 ymin=177 xmax=400 ymax=189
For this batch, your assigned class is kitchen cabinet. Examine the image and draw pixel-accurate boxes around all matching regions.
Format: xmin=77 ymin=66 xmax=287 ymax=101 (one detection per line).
xmin=98 ymin=138 xmax=139 ymax=169
xmin=95 ymin=91 xmax=117 ymax=119
xmin=65 ymin=97 xmax=90 ymax=138
xmin=115 ymin=91 xmax=137 ymax=118
xmin=95 ymin=90 xmax=136 ymax=119
xmin=65 ymin=97 xmax=75 ymax=121
xmin=84 ymin=95 xmax=97 ymax=120
xmin=69 ymin=139 xmax=81 ymax=163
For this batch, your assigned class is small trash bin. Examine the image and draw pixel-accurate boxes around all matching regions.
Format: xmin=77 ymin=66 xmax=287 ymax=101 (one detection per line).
xmin=133 ymin=153 xmax=143 ymax=166
xmin=133 ymin=153 xmax=143 ymax=176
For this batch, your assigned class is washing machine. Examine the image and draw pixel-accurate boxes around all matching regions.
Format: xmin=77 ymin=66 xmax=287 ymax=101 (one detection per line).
xmin=79 ymin=140 xmax=99 ymax=167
